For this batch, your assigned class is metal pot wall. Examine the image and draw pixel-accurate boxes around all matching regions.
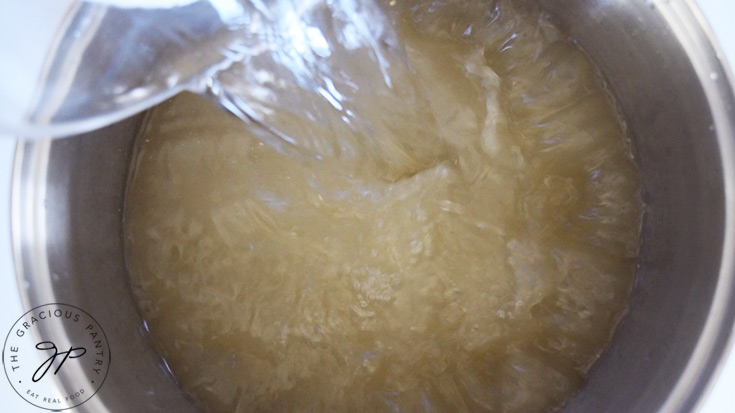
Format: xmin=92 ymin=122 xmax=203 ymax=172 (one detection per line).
xmin=11 ymin=0 xmax=735 ymax=411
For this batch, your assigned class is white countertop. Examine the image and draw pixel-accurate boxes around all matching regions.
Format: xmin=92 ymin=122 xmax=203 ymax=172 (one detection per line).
xmin=0 ymin=1 xmax=733 ymax=411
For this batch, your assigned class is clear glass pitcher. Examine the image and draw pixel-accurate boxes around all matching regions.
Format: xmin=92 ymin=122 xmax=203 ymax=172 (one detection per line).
xmin=0 ymin=0 xmax=409 ymax=140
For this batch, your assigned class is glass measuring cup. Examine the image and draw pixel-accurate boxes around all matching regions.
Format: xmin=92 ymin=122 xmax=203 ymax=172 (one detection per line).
xmin=0 ymin=0 xmax=412 ymax=141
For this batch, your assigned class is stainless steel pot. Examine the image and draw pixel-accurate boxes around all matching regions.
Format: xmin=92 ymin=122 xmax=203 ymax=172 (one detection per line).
xmin=11 ymin=0 xmax=735 ymax=412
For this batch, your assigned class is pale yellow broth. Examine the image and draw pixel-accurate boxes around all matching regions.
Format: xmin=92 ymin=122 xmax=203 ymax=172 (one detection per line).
xmin=125 ymin=1 xmax=642 ymax=411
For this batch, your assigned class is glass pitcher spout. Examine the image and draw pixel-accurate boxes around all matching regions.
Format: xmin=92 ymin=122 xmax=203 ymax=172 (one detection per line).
xmin=0 ymin=0 xmax=410 ymax=144
xmin=0 ymin=0 xmax=254 ymax=138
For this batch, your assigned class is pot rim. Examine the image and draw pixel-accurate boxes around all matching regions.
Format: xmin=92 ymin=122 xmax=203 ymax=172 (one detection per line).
xmin=9 ymin=1 xmax=735 ymax=412
xmin=651 ymin=1 xmax=735 ymax=411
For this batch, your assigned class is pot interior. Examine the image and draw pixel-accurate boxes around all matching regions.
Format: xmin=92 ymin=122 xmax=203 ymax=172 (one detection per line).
xmin=12 ymin=1 xmax=735 ymax=412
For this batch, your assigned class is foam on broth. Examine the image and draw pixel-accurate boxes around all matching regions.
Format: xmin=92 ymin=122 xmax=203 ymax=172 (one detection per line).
xmin=125 ymin=1 xmax=642 ymax=411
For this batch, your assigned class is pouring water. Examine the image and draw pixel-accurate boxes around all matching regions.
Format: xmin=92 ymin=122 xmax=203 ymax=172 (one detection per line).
xmin=0 ymin=0 xmax=444 ymax=179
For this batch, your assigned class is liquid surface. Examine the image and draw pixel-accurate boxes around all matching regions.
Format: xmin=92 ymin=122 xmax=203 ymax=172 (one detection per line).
xmin=125 ymin=1 xmax=642 ymax=412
